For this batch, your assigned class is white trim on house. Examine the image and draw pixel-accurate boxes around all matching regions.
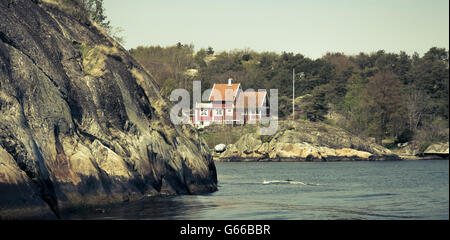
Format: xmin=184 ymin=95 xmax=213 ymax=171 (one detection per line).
xmin=196 ymin=102 xmax=212 ymax=108
xmin=234 ymin=83 xmax=241 ymax=102
xmin=248 ymin=109 xmax=262 ymax=115
xmin=208 ymin=83 xmax=216 ymax=102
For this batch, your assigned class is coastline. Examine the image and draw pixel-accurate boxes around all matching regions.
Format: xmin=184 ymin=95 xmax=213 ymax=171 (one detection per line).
xmin=212 ymin=155 xmax=449 ymax=162
xmin=397 ymin=155 xmax=449 ymax=161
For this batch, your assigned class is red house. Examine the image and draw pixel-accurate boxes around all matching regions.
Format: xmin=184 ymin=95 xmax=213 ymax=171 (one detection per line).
xmin=192 ymin=78 xmax=268 ymax=127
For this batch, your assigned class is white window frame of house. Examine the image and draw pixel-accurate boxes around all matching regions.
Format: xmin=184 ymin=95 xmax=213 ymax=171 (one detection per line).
xmin=226 ymin=108 xmax=233 ymax=116
xmin=213 ymin=108 xmax=223 ymax=116
xmin=200 ymin=109 xmax=209 ymax=116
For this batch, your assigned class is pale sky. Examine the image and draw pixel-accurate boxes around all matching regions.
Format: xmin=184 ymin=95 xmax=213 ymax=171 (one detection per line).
xmin=104 ymin=0 xmax=449 ymax=59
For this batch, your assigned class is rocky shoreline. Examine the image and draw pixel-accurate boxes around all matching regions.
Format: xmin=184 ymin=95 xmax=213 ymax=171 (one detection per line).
xmin=211 ymin=121 xmax=449 ymax=163
xmin=214 ymin=152 xmax=401 ymax=162
xmin=213 ymin=154 xmax=447 ymax=162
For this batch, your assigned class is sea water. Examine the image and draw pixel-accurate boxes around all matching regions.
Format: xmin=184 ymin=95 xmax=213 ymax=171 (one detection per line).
xmin=64 ymin=160 xmax=449 ymax=220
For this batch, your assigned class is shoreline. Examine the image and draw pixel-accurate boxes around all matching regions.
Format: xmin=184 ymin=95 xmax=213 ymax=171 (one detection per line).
xmin=398 ymin=155 xmax=449 ymax=161
xmin=212 ymin=155 xmax=449 ymax=162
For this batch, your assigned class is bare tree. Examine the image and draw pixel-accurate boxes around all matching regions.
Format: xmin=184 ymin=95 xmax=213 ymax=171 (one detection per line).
xmin=406 ymin=89 xmax=429 ymax=132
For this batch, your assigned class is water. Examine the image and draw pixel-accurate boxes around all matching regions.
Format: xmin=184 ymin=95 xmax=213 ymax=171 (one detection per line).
xmin=65 ymin=160 xmax=449 ymax=220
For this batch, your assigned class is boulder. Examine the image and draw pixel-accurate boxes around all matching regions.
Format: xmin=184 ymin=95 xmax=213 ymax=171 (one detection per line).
xmin=214 ymin=144 xmax=227 ymax=153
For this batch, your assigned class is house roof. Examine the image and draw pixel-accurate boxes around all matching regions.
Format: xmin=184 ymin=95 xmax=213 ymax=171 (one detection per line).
xmin=209 ymin=83 xmax=240 ymax=101
xmin=236 ymin=91 xmax=267 ymax=109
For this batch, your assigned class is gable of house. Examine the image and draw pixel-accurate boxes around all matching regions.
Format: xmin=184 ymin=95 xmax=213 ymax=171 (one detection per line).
xmin=209 ymin=83 xmax=241 ymax=102
xmin=236 ymin=91 xmax=267 ymax=109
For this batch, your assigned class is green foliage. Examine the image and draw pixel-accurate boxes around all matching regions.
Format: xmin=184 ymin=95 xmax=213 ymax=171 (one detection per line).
xmin=207 ymin=46 xmax=214 ymax=55
xmin=343 ymin=74 xmax=366 ymax=114
xmin=278 ymin=96 xmax=292 ymax=119
xmin=345 ymin=70 xmax=406 ymax=144
xmin=408 ymin=47 xmax=449 ymax=119
xmin=302 ymin=86 xmax=329 ymax=122
xmin=80 ymin=0 xmax=108 ymax=27
xmin=369 ymin=71 xmax=404 ymax=139
xmin=194 ymin=49 xmax=208 ymax=68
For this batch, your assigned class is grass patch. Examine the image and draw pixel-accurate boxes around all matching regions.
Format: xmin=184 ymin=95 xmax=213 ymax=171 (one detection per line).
xmin=259 ymin=135 xmax=273 ymax=143
xmin=382 ymin=138 xmax=397 ymax=149
xmin=75 ymin=43 xmax=121 ymax=77
xmin=200 ymin=124 xmax=258 ymax=149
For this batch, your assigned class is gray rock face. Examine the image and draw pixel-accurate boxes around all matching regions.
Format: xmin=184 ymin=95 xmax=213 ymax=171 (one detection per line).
xmin=219 ymin=120 xmax=399 ymax=162
xmin=0 ymin=0 xmax=217 ymax=218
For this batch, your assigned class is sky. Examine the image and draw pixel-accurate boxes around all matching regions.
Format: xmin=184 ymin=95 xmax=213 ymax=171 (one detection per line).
xmin=104 ymin=0 xmax=449 ymax=59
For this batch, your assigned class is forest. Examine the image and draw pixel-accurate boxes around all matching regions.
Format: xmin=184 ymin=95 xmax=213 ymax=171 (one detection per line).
xmin=129 ymin=44 xmax=449 ymax=150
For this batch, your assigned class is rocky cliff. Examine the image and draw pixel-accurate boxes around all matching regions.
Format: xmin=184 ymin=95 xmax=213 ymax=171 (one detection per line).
xmin=218 ymin=120 xmax=399 ymax=162
xmin=0 ymin=0 xmax=217 ymax=219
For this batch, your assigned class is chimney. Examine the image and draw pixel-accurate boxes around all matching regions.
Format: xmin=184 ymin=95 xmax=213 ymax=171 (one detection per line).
xmin=228 ymin=78 xmax=233 ymax=86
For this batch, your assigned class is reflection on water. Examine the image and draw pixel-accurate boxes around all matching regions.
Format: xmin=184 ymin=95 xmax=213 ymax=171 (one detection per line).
xmin=62 ymin=160 xmax=449 ymax=220
xmin=62 ymin=195 xmax=217 ymax=220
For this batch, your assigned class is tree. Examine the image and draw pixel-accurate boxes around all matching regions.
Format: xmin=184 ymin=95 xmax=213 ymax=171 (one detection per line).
xmin=207 ymin=47 xmax=214 ymax=55
xmin=278 ymin=96 xmax=292 ymax=119
xmin=409 ymin=47 xmax=449 ymax=119
xmin=83 ymin=0 xmax=109 ymax=27
xmin=194 ymin=49 xmax=208 ymax=68
xmin=78 ymin=0 xmax=125 ymax=44
xmin=343 ymin=74 xmax=368 ymax=135
xmin=405 ymin=89 xmax=430 ymax=132
xmin=363 ymin=70 xmax=406 ymax=144
xmin=303 ymin=86 xmax=329 ymax=122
